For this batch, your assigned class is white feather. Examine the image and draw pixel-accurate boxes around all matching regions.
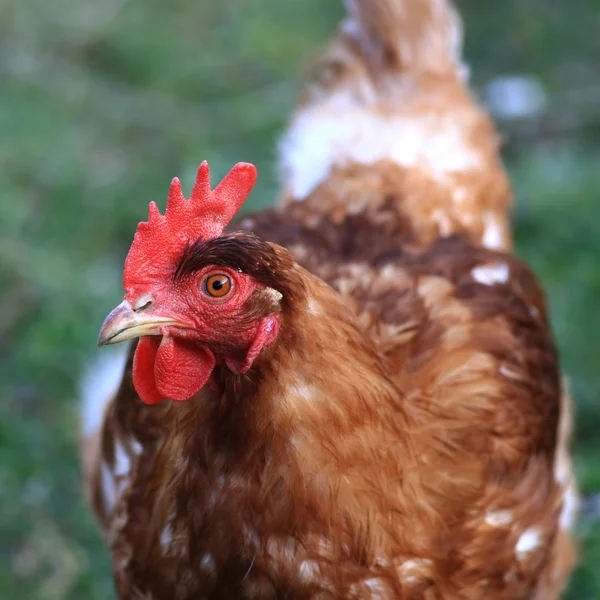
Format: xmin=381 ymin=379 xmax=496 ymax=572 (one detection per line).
xmin=280 ymin=92 xmax=482 ymax=200
xmin=80 ymin=347 xmax=127 ymax=438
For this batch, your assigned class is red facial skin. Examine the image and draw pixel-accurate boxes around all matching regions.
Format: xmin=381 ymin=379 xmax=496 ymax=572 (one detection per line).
xmin=126 ymin=265 xmax=280 ymax=405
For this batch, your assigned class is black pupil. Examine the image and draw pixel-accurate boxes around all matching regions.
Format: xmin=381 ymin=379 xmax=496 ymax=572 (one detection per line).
xmin=211 ymin=279 xmax=224 ymax=291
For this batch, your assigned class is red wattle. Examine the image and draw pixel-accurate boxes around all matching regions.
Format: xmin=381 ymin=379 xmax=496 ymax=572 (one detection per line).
xmin=154 ymin=337 xmax=216 ymax=401
xmin=133 ymin=337 xmax=164 ymax=405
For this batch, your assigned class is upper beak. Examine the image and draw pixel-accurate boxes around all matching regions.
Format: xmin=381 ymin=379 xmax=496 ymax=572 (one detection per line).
xmin=97 ymin=300 xmax=185 ymax=346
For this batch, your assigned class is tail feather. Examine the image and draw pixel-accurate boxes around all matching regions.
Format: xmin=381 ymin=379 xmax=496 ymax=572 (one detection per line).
xmin=279 ymin=0 xmax=512 ymax=251
xmin=342 ymin=0 xmax=465 ymax=76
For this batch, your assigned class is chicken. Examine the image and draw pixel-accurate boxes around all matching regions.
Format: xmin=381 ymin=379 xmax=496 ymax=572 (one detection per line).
xmin=81 ymin=0 xmax=578 ymax=598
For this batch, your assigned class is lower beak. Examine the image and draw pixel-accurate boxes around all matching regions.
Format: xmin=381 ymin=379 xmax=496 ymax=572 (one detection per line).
xmin=97 ymin=300 xmax=186 ymax=346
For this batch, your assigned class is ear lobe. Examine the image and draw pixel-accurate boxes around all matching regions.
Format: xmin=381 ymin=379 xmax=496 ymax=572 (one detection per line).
xmin=225 ymin=316 xmax=280 ymax=374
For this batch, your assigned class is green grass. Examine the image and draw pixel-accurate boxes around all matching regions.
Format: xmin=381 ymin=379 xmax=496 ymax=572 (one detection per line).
xmin=0 ymin=1 xmax=598 ymax=598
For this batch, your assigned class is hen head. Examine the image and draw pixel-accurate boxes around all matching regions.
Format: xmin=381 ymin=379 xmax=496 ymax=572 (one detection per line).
xmin=97 ymin=161 xmax=282 ymax=405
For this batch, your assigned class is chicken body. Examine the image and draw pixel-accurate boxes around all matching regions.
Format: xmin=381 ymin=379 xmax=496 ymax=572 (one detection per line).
xmin=81 ymin=0 xmax=578 ymax=598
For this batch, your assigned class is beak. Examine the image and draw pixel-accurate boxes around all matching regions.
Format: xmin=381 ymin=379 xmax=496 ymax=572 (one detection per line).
xmin=97 ymin=300 xmax=186 ymax=346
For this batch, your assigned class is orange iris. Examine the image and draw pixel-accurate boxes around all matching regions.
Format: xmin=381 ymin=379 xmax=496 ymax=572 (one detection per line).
xmin=203 ymin=274 xmax=232 ymax=298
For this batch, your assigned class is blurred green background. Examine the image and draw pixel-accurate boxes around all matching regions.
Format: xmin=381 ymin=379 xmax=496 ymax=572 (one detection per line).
xmin=1 ymin=0 xmax=599 ymax=598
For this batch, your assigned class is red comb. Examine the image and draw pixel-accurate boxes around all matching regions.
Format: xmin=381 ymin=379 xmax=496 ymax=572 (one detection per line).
xmin=123 ymin=161 xmax=257 ymax=294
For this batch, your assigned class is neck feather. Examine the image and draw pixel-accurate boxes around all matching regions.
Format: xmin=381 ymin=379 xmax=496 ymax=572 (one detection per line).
xmin=141 ymin=263 xmax=413 ymax=558
xmin=172 ymin=264 xmax=408 ymax=474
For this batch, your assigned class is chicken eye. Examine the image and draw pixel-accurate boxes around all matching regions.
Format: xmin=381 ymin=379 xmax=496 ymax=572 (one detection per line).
xmin=202 ymin=274 xmax=232 ymax=298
